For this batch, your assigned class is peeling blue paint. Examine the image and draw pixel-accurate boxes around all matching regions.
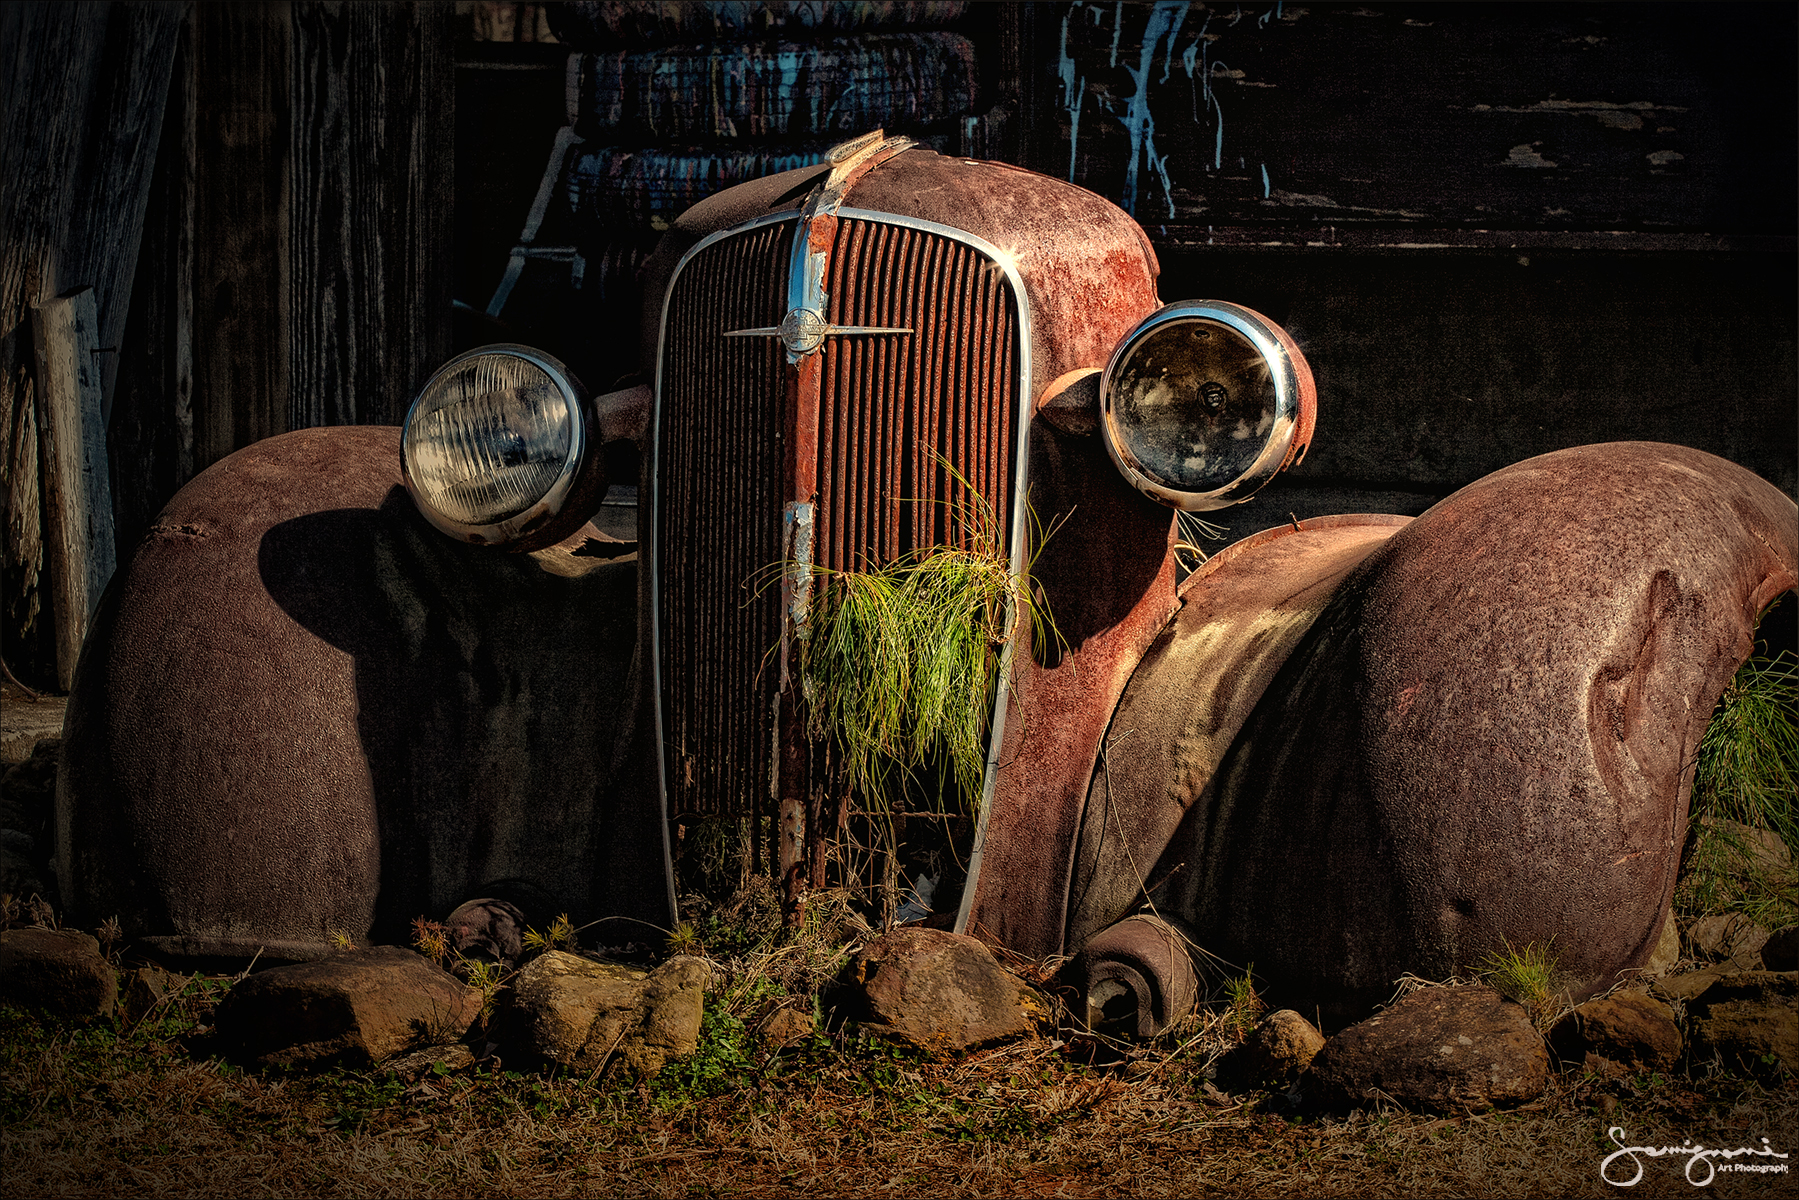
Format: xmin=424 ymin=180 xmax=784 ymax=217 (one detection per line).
xmin=1117 ymin=2 xmax=1191 ymax=216
xmin=1059 ymin=5 xmax=1086 ymax=182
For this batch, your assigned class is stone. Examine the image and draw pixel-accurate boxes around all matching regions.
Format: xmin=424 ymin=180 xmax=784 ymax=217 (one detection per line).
xmin=1697 ymin=818 xmax=1793 ymax=877
xmin=1759 ymin=925 xmax=1797 ymax=972
xmin=1 ymin=699 xmax=63 ymax=765
xmin=0 ymin=927 xmax=116 ymax=1021
xmin=1 ymin=738 xmax=58 ymax=901
xmin=121 ymin=965 xmax=181 ymax=1025
xmin=1548 ymin=990 xmax=1681 ymax=1073
xmin=1303 ymin=985 xmax=1550 ymax=1113
xmin=1650 ymin=963 xmax=1729 ymax=1004
xmin=502 ymin=951 xmax=709 ymax=1078
xmin=1227 ymin=1009 xmax=1326 ymax=1087
xmin=1686 ymin=913 xmax=1770 ymax=967
xmin=444 ymin=897 xmax=528 ymax=965
xmin=214 ymin=945 xmax=482 ymax=1068
xmin=761 ymin=1006 xmax=815 ymax=1048
xmin=1687 ymin=971 xmax=1798 ymax=1074
xmin=1645 ymin=913 xmax=1681 ymax=976
xmin=849 ymin=927 xmax=1050 ymax=1057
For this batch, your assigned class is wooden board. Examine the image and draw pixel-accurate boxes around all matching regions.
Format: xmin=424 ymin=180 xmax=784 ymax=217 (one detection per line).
xmin=31 ymin=288 xmax=115 ymax=690
xmin=1037 ymin=2 xmax=1795 ymax=249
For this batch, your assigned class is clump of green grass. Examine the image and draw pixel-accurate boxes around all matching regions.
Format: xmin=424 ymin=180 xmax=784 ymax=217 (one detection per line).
xmin=794 ymin=477 xmax=1058 ymax=817
xmin=1677 ymin=648 xmax=1799 ymax=926
xmin=1478 ymin=940 xmax=1564 ymax=1030
xmin=1220 ymin=965 xmax=1265 ymax=1041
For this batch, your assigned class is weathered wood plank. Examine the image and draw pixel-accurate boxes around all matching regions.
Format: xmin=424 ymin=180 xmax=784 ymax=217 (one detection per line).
xmin=32 ymin=289 xmax=116 ymax=690
xmin=290 ymin=2 xmax=454 ymax=429
xmin=1042 ymin=2 xmax=1795 ymax=243
xmin=191 ymin=0 xmax=292 ymax=473
xmin=66 ymin=2 xmax=184 ymax=424
xmin=112 ymin=12 xmax=198 ymax=556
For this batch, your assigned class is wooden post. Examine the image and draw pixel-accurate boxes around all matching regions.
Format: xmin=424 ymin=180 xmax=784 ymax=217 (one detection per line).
xmin=31 ymin=287 xmax=116 ymax=690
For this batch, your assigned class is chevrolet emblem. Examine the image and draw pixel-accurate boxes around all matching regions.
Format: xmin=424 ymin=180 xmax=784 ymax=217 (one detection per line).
xmin=723 ymin=308 xmax=911 ymax=358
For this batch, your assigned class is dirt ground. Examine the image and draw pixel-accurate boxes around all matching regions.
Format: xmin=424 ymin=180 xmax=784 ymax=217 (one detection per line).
xmin=3 ymin=990 xmax=1795 ymax=1200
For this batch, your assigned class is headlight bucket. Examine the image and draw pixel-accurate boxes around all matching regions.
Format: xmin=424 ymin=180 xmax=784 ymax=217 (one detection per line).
xmin=1099 ymin=301 xmax=1315 ymax=511
xmin=401 ymin=344 xmax=606 ymax=550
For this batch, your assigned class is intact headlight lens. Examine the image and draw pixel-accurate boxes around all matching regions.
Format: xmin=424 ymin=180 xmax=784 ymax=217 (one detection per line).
xmin=402 ymin=345 xmax=596 ymax=548
xmin=1100 ymin=301 xmax=1315 ymax=511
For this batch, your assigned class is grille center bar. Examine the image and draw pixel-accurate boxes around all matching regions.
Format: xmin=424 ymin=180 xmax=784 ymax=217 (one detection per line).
xmin=767 ymin=134 xmax=918 ymax=910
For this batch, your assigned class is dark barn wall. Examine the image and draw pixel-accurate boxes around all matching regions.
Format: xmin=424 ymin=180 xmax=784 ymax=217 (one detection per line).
xmin=116 ymin=1 xmax=455 ymax=541
xmin=1012 ymin=1 xmax=1797 ymax=544
xmin=3 ymin=1 xmax=454 ymax=687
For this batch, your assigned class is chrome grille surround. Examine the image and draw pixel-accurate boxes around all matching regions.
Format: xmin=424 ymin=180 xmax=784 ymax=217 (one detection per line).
xmin=650 ymin=207 xmax=1034 ymax=833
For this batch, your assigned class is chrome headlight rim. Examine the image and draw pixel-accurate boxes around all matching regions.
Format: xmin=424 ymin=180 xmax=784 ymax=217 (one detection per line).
xmin=1099 ymin=300 xmax=1314 ymax=512
xmin=400 ymin=343 xmax=601 ymax=550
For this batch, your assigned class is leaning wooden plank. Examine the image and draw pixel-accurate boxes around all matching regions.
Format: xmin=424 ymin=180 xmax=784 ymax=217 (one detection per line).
xmin=31 ymin=287 xmax=116 ymax=691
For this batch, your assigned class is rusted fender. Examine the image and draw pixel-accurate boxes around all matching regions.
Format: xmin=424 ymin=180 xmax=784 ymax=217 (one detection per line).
xmin=1066 ymin=514 xmax=1413 ymax=954
xmin=57 ymin=426 xmax=666 ymax=959
xmin=1082 ymin=442 xmax=1796 ymax=1019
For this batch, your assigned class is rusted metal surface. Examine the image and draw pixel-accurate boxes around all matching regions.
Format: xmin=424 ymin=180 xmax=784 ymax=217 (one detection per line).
xmin=1066 ymin=514 xmax=1412 ymax=955
xmin=647 ymin=145 xmax=1174 ymax=936
xmin=1072 ymin=913 xmax=1200 ymax=1039
xmin=57 ymin=426 xmax=669 ymax=957
xmin=1086 ymin=444 xmax=1797 ymax=1020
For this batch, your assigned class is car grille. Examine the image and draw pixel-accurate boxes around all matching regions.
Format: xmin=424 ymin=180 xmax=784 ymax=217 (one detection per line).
xmin=655 ymin=213 xmax=1023 ymax=820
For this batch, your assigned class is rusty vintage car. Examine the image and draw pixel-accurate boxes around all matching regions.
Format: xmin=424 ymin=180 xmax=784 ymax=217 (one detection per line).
xmin=58 ymin=134 xmax=1798 ymax=1029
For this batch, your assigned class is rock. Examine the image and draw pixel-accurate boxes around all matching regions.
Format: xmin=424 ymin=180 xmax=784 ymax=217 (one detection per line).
xmin=1688 ymin=971 xmax=1799 ymax=1074
xmin=1759 ymin=925 xmax=1798 ymax=972
xmin=503 ymin=951 xmax=709 ymax=1078
xmin=1697 ymin=817 xmax=1793 ymax=877
xmin=0 ymin=738 xmax=58 ymax=831
xmin=214 ymin=945 xmax=482 ymax=1068
xmin=1650 ymin=962 xmax=1736 ymax=1004
xmin=445 ymin=897 xmax=528 ymax=965
xmin=761 ymin=1006 xmax=815 ymax=1047
xmin=1 ymin=739 xmax=58 ymax=900
xmin=849 ymin=927 xmax=1049 ymax=1057
xmin=1548 ymin=990 xmax=1681 ymax=1074
xmin=1645 ymin=913 xmax=1681 ymax=976
xmin=121 ymin=965 xmax=181 ymax=1025
xmin=1 ymin=699 xmax=63 ymax=765
xmin=0 ymin=927 xmax=116 ymax=1021
xmin=1227 ymin=1009 xmax=1326 ymax=1087
xmin=1686 ymin=913 xmax=1770 ymax=966
xmin=1303 ymin=985 xmax=1550 ymax=1113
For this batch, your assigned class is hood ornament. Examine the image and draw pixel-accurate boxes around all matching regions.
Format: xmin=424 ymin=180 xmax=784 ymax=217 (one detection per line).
xmin=723 ymin=308 xmax=910 ymax=357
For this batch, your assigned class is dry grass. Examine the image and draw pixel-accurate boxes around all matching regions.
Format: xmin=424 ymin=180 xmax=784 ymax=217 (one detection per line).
xmin=5 ymin=988 xmax=1796 ymax=1200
